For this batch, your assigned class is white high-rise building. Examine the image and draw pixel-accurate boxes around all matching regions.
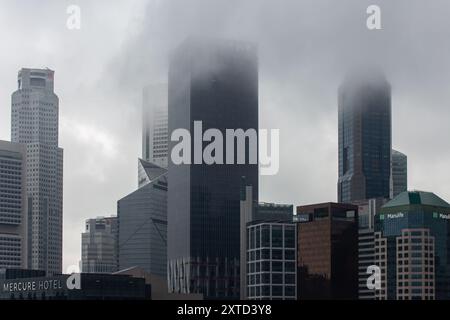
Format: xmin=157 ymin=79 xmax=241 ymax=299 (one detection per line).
xmin=11 ymin=68 xmax=63 ymax=274
xmin=0 ymin=140 xmax=28 ymax=269
xmin=142 ymin=84 xmax=168 ymax=168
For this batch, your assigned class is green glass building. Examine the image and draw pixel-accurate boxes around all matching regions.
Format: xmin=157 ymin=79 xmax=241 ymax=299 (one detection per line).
xmin=375 ymin=191 xmax=450 ymax=300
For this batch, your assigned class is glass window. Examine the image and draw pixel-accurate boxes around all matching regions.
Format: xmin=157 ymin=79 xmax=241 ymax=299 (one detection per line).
xmin=285 ymin=250 xmax=295 ymax=260
xmin=272 ymin=286 xmax=283 ymax=296
xmin=285 ymin=262 xmax=296 ymax=272
xmin=272 ymin=273 xmax=282 ymax=284
xmin=285 ymin=273 xmax=295 ymax=284
xmin=262 ymin=225 xmax=270 ymax=247
xmin=272 ymin=261 xmax=282 ymax=272
xmin=272 ymin=225 xmax=283 ymax=247
xmin=285 ymin=286 xmax=296 ymax=297
xmin=272 ymin=249 xmax=283 ymax=260
xmin=285 ymin=227 xmax=295 ymax=248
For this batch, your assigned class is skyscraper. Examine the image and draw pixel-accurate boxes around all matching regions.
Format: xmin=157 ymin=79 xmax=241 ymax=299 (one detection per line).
xmin=11 ymin=68 xmax=63 ymax=274
xmin=142 ymin=84 xmax=168 ymax=169
xmin=167 ymin=38 xmax=259 ymax=299
xmin=391 ymin=149 xmax=407 ymax=198
xmin=81 ymin=216 xmax=118 ymax=273
xmin=0 ymin=140 xmax=27 ymax=269
xmin=375 ymin=191 xmax=450 ymax=300
xmin=338 ymin=70 xmax=392 ymax=203
xmin=118 ymin=159 xmax=167 ymax=277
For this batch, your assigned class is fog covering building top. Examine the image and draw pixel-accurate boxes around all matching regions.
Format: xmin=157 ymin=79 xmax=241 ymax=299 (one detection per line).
xmin=338 ymin=69 xmax=391 ymax=203
xmin=11 ymin=68 xmax=63 ymax=275
xmin=375 ymin=191 xmax=450 ymax=300
xmin=142 ymin=84 xmax=168 ymax=169
xmin=167 ymin=38 xmax=259 ymax=299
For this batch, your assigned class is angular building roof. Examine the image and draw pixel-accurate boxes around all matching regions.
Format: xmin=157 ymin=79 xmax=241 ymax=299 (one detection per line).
xmin=383 ymin=190 xmax=450 ymax=208
xmin=138 ymin=158 xmax=167 ymax=188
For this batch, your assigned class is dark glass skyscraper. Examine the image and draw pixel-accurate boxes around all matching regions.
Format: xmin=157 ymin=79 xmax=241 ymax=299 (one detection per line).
xmin=167 ymin=38 xmax=258 ymax=299
xmin=338 ymin=70 xmax=392 ymax=203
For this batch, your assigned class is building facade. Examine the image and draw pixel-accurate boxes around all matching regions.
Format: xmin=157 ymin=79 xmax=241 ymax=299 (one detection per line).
xmin=11 ymin=68 xmax=63 ymax=274
xmin=118 ymin=160 xmax=167 ymax=277
xmin=353 ymin=198 xmax=388 ymax=299
xmin=240 ymin=181 xmax=293 ymax=299
xmin=167 ymin=38 xmax=259 ymax=299
xmin=375 ymin=191 xmax=450 ymax=300
xmin=391 ymin=149 xmax=407 ymax=198
xmin=0 ymin=141 xmax=27 ymax=269
xmin=338 ymin=70 xmax=391 ymax=203
xmin=81 ymin=216 xmax=118 ymax=273
xmin=295 ymin=202 xmax=359 ymax=299
xmin=142 ymin=84 xmax=168 ymax=169
xmin=246 ymin=222 xmax=296 ymax=300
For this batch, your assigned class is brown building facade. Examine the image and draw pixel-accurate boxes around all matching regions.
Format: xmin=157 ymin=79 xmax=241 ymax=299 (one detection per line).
xmin=295 ymin=202 xmax=358 ymax=299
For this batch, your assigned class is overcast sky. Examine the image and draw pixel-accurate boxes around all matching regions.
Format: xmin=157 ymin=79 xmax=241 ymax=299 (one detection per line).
xmin=1 ymin=0 xmax=450 ymax=271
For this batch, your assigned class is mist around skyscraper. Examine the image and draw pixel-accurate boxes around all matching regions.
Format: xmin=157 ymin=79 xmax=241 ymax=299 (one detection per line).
xmin=1 ymin=2 xmax=450 ymax=314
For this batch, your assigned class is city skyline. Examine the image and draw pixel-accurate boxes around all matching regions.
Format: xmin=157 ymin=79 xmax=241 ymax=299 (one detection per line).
xmin=1 ymin=0 xmax=450 ymax=273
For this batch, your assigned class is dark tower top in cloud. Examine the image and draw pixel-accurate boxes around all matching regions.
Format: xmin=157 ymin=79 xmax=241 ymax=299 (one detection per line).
xmin=338 ymin=68 xmax=392 ymax=203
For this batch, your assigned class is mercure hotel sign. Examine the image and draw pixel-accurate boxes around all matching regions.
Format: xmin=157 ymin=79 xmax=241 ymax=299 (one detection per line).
xmin=3 ymin=279 xmax=64 ymax=292
xmin=2 ymin=274 xmax=80 ymax=293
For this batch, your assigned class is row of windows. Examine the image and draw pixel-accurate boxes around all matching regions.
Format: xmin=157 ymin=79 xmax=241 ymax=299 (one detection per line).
xmin=247 ymin=261 xmax=296 ymax=273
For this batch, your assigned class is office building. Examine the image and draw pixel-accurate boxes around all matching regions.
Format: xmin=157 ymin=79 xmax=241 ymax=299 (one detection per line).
xmin=295 ymin=202 xmax=359 ymax=299
xmin=167 ymin=38 xmax=259 ymax=299
xmin=338 ymin=70 xmax=391 ymax=203
xmin=142 ymin=84 xmax=168 ymax=169
xmin=118 ymin=160 xmax=167 ymax=277
xmin=375 ymin=190 xmax=450 ymax=300
xmin=391 ymin=149 xmax=407 ymax=198
xmin=240 ymin=182 xmax=293 ymax=299
xmin=81 ymin=216 xmax=118 ymax=273
xmin=0 ymin=141 xmax=27 ymax=269
xmin=11 ymin=68 xmax=63 ymax=274
xmin=246 ymin=221 xmax=296 ymax=300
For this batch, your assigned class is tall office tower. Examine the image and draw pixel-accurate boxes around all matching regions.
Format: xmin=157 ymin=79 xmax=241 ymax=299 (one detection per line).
xmin=81 ymin=216 xmax=118 ymax=273
xmin=168 ymin=38 xmax=259 ymax=299
xmin=391 ymin=149 xmax=407 ymax=198
xmin=118 ymin=159 xmax=167 ymax=277
xmin=295 ymin=202 xmax=359 ymax=299
xmin=375 ymin=191 xmax=450 ymax=300
xmin=352 ymin=197 xmax=387 ymax=299
xmin=0 ymin=140 xmax=27 ymax=268
xmin=11 ymin=68 xmax=63 ymax=274
xmin=240 ymin=182 xmax=293 ymax=299
xmin=142 ymin=84 xmax=168 ymax=169
xmin=338 ymin=70 xmax=392 ymax=203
